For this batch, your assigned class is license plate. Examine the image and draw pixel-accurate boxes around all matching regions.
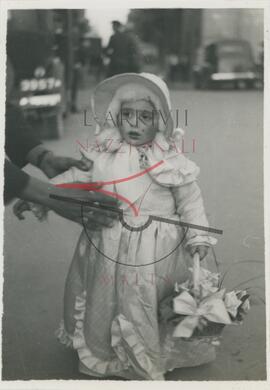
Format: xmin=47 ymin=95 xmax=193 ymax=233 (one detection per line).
xmin=20 ymin=78 xmax=61 ymax=92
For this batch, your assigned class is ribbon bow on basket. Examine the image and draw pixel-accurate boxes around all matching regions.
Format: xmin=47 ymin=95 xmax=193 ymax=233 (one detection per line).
xmin=159 ymin=253 xmax=251 ymax=345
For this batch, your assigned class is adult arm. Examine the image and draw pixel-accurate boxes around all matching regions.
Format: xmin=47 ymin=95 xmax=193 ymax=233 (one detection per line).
xmin=26 ymin=145 xmax=92 ymax=178
xmin=5 ymin=103 xmax=91 ymax=176
xmin=5 ymin=159 xmax=118 ymax=227
xmin=4 ymin=159 xmax=30 ymax=204
xmin=20 ymin=176 xmax=117 ymax=227
xmin=5 ymin=103 xmax=41 ymax=168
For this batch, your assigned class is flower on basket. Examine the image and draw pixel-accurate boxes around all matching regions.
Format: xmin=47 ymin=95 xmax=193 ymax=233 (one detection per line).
xmin=224 ymin=290 xmax=250 ymax=322
xmin=195 ymin=267 xmax=220 ymax=298
xmin=224 ymin=291 xmax=242 ymax=318
xmin=159 ymin=266 xmax=251 ymax=342
xmin=175 ymin=267 xmax=220 ymax=298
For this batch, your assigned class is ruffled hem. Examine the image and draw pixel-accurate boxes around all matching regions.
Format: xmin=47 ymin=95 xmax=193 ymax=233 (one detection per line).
xmin=68 ymin=292 xmax=164 ymax=379
xmin=111 ymin=314 xmax=165 ymax=380
xmin=58 ymin=291 xmax=215 ymax=379
xmin=72 ymin=292 xmax=128 ymax=377
xmin=55 ymin=320 xmax=73 ymax=348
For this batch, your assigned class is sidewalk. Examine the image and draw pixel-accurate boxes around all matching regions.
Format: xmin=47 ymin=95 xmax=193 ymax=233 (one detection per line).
xmin=2 ymin=86 xmax=266 ymax=381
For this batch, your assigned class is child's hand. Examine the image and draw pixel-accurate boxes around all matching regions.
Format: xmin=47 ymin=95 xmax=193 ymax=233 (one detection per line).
xmin=188 ymin=245 xmax=209 ymax=261
xmin=13 ymin=200 xmax=48 ymax=221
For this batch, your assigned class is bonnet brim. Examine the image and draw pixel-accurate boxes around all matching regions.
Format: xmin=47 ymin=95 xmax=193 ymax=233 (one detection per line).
xmin=91 ymin=73 xmax=174 ymax=139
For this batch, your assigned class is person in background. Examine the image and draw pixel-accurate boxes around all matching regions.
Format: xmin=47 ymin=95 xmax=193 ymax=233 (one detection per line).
xmin=105 ymin=20 xmax=141 ymax=76
xmin=70 ymin=26 xmax=84 ymax=113
xmin=167 ymin=53 xmax=180 ymax=82
xmin=124 ymin=21 xmax=142 ymax=73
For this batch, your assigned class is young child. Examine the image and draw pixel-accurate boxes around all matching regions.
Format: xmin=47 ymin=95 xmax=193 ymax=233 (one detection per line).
xmin=21 ymin=73 xmax=217 ymax=380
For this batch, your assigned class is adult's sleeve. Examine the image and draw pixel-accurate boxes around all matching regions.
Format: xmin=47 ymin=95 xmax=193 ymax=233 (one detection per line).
xmin=4 ymin=159 xmax=30 ymax=204
xmin=5 ymin=103 xmax=41 ymax=168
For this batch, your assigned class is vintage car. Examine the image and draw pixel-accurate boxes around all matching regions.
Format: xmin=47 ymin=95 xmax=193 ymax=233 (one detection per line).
xmin=192 ymin=39 xmax=257 ymax=89
xmin=7 ymin=29 xmax=65 ymax=139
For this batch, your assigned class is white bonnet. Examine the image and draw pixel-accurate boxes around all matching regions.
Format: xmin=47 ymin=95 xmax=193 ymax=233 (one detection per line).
xmin=91 ymin=73 xmax=174 ymax=139
xmin=105 ymin=82 xmax=167 ymax=133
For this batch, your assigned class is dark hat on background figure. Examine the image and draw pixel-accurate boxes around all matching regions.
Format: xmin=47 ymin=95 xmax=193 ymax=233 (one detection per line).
xmin=111 ymin=20 xmax=122 ymax=27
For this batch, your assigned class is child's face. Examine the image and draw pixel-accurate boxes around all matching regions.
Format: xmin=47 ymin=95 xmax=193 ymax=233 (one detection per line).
xmin=118 ymin=100 xmax=159 ymax=146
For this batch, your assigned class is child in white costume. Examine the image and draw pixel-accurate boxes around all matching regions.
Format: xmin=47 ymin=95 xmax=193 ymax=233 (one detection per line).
xmin=41 ymin=73 xmax=217 ymax=379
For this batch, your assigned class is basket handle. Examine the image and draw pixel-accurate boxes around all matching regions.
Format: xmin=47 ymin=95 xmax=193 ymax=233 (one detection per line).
xmin=193 ymin=252 xmax=201 ymax=299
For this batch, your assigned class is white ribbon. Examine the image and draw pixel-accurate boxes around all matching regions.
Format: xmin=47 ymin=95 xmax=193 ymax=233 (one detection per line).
xmin=173 ymin=290 xmax=232 ymax=338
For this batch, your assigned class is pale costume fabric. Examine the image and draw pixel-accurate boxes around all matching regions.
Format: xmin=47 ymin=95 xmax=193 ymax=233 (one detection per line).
xmin=53 ymin=74 xmax=217 ymax=380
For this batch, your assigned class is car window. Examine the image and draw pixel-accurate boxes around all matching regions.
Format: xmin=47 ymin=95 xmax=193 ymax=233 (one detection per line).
xmin=218 ymin=43 xmax=249 ymax=57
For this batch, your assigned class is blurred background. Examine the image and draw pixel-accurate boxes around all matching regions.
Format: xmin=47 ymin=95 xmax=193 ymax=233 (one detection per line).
xmin=6 ymin=8 xmax=263 ymax=139
xmin=3 ymin=8 xmax=265 ymax=381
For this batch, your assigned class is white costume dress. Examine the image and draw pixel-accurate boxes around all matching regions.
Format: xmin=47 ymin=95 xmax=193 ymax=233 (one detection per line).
xmin=53 ymin=131 xmax=217 ymax=380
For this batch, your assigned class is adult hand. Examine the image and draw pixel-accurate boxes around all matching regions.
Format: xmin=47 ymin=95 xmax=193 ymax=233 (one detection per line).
xmin=19 ymin=176 xmax=120 ymax=230
xmin=48 ymin=186 xmax=120 ymax=230
xmin=40 ymin=152 xmax=92 ymax=178
xmin=27 ymin=145 xmax=92 ymax=178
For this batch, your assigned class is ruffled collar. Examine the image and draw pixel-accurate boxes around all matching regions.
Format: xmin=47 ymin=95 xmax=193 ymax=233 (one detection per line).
xmin=80 ymin=128 xmax=199 ymax=210
xmin=81 ymin=127 xmax=199 ymax=187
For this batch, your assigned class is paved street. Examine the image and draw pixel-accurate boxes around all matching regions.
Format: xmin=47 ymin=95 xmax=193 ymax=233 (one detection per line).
xmin=2 ymin=86 xmax=265 ymax=380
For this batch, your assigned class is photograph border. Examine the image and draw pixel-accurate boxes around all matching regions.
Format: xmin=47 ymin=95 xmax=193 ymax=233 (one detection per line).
xmin=0 ymin=0 xmax=269 ymax=389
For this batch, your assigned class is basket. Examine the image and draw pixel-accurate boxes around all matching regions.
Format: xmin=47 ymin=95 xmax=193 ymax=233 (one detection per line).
xmin=159 ymin=253 xmax=250 ymax=345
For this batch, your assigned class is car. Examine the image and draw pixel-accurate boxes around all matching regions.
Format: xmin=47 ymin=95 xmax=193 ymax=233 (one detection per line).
xmin=8 ymin=29 xmax=65 ymax=139
xmin=192 ymin=39 xmax=257 ymax=89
